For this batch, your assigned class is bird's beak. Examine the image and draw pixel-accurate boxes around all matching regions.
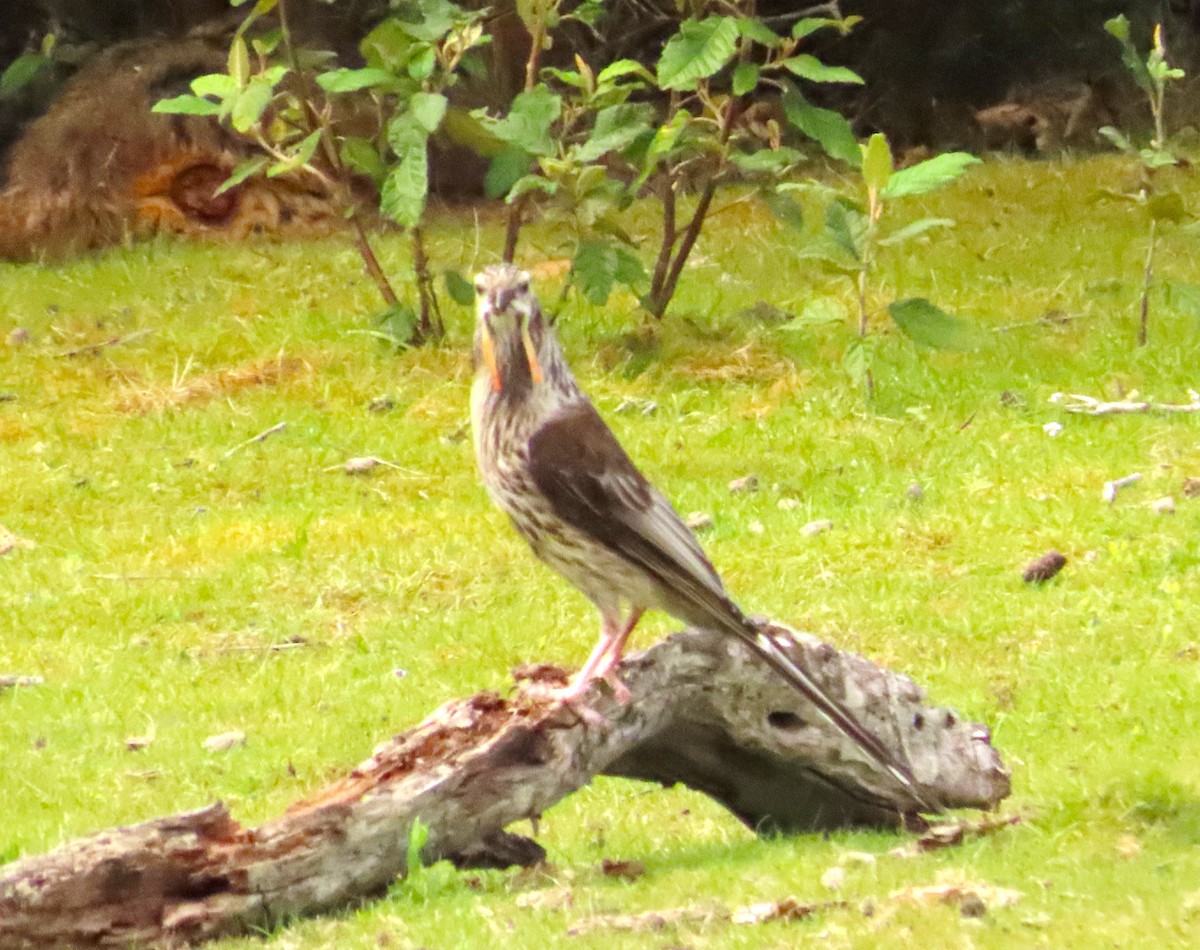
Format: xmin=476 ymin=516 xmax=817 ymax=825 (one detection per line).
xmin=480 ymin=319 xmax=502 ymax=392
xmin=520 ymin=313 xmax=544 ymax=385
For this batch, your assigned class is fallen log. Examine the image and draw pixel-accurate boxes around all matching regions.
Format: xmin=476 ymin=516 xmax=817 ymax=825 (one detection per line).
xmin=0 ymin=624 xmax=1009 ymax=949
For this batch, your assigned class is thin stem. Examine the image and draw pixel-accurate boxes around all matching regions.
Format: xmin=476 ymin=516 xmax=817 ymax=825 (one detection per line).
xmin=274 ymin=0 xmax=403 ymax=315
xmin=649 ymin=178 xmax=676 ymax=307
xmin=503 ymin=4 xmax=552 ymax=264
xmin=1139 ymin=217 xmax=1156 ymax=346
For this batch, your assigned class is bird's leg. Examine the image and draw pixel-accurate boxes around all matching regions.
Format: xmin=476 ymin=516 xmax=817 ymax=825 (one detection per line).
xmin=590 ymin=608 xmax=644 ymax=703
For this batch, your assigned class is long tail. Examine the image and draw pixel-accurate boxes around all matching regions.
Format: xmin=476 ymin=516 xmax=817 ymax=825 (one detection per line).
xmin=709 ymin=600 xmax=933 ymax=812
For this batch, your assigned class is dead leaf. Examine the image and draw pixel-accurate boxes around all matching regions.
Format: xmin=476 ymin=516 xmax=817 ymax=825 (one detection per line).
xmin=0 ymin=525 xmax=36 ymax=556
xmin=515 ymin=885 xmax=573 ymax=911
xmin=125 ymin=734 xmax=155 ymax=751
xmin=732 ymin=897 xmax=838 ymax=924
xmin=343 ymin=456 xmax=381 ymax=475
xmin=600 ymin=858 xmax=645 ymax=881
xmin=890 ymin=869 xmax=1022 ymax=911
xmin=890 ymin=814 xmax=1022 ymax=858
xmin=202 ymin=730 xmax=247 ymax=752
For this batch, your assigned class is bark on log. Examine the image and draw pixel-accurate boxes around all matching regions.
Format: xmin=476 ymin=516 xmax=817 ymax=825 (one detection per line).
xmin=0 ymin=624 xmax=1009 ymax=949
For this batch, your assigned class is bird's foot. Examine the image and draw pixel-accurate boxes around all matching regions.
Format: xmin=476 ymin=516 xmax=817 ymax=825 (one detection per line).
xmin=601 ymin=669 xmax=631 ymax=705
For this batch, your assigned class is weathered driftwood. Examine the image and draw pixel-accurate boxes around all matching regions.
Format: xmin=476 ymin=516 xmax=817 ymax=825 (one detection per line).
xmin=0 ymin=625 xmax=1009 ymax=949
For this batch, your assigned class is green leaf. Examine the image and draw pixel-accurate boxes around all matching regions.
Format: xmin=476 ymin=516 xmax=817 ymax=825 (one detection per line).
xmin=267 ymin=130 xmax=322 ymax=177
xmin=444 ymin=270 xmax=475 ymax=306
xmin=574 ymin=102 xmax=655 ymax=162
xmin=792 ymin=17 xmax=859 ymax=39
xmin=596 ymin=59 xmax=655 ymax=88
xmin=230 ymin=79 xmax=275 ymax=132
xmin=216 ymin=157 xmax=267 ymax=195
xmin=783 ymin=296 xmax=846 ymax=329
xmin=825 ymin=198 xmax=865 ymax=260
xmin=409 ymin=91 xmax=448 ymax=133
xmin=392 ymin=0 xmax=460 ymax=42
xmin=760 ymin=189 xmax=805 ymax=232
xmin=484 ymin=148 xmax=533 ymax=198
xmin=1105 ymin=15 xmax=1154 ymax=95
xmin=191 ymin=73 xmax=238 ymax=98
xmin=152 ymin=94 xmax=222 ymax=116
xmin=507 ymin=174 xmax=557 ymax=201
xmin=878 ymin=217 xmax=955 ymax=246
xmin=1165 ymin=280 xmax=1200 ymax=318
xmin=407 ymin=44 xmax=436 ymax=81
xmin=443 ymin=106 xmax=507 ymax=158
xmin=781 ymin=87 xmax=859 ymax=166
xmin=633 ymin=109 xmax=689 ymax=190
xmin=730 ymin=146 xmax=803 ymax=175
xmin=572 ymin=240 xmax=645 ymax=304
xmin=1147 ymin=191 xmax=1187 ymax=223
xmin=377 ymin=303 xmax=418 ymax=348
xmin=0 ymin=52 xmax=51 ymax=96
xmin=382 ymin=114 xmax=430 ymax=227
xmin=316 ymin=67 xmax=398 ymax=93
xmin=842 ymin=337 xmax=875 ymax=390
xmin=1098 ymin=125 xmax=1134 ymax=153
xmin=486 ymin=85 xmax=562 ymax=156
xmin=736 ymin=17 xmax=780 ymax=48
xmin=887 ymin=298 xmax=981 ymax=350
xmin=228 ymin=36 xmax=251 ymax=87
xmin=861 ymin=133 xmax=892 ymax=193
xmin=340 ymin=136 xmax=386 ymax=183
xmin=882 ymin=151 xmax=979 ymax=199
xmin=656 ymin=16 xmax=740 ymax=90
xmin=732 ymin=62 xmax=760 ymax=96
xmin=780 ymin=54 xmax=863 ymax=85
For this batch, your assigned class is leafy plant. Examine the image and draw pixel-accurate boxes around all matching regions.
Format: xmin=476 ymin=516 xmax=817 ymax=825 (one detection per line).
xmin=154 ymin=0 xmax=487 ymax=345
xmin=472 ymin=3 xmax=869 ymax=318
xmin=783 ymin=133 xmax=980 ymax=397
xmin=1100 ymin=16 xmax=1190 ymax=346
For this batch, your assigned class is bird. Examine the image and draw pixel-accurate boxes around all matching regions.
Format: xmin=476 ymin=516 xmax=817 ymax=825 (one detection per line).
xmin=470 ymin=262 xmax=925 ymax=804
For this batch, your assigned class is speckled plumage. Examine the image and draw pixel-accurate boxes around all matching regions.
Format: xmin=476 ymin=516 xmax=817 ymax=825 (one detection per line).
xmin=469 ymin=263 xmax=927 ymax=807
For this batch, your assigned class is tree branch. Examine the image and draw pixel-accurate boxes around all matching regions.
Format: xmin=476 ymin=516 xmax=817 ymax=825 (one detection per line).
xmin=0 ymin=625 xmax=1008 ymax=949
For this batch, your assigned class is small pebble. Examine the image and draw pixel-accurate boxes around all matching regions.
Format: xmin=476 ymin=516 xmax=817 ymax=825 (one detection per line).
xmin=685 ymin=512 xmax=713 ymax=531
xmin=728 ymin=474 xmax=759 ymax=494
xmin=906 ymin=481 xmax=925 ymax=501
xmin=7 ymin=328 xmax=30 ymax=347
xmin=1042 ymin=422 xmax=1063 ymax=437
xmin=1151 ymin=496 xmax=1175 ymax=515
xmin=1183 ymin=477 xmax=1200 ymax=498
xmin=748 ymin=520 xmax=765 ymax=536
xmin=343 ymin=456 xmax=381 ymax=475
xmin=801 ymin=519 xmax=833 ymax=536
xmin=777 ymin=497 xmax=800 ymax=511
xmin=203 ymin=730 xmax=247 ymax=752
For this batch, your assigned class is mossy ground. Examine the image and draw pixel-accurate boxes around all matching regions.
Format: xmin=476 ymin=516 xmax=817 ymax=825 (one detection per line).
xmin=2 ymin=153 xmax=1199 ymax=947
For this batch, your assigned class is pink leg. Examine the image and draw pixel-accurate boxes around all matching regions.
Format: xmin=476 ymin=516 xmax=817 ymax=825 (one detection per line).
xmin=558 ymin=608 xmax=644 ymax=706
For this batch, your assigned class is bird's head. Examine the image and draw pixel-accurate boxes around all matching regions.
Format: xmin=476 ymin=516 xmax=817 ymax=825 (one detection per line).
xmin=474 ymin=263 xmax=544 ymax=393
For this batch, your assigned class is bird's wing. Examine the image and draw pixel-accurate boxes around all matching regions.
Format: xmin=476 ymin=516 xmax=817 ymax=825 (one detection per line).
xmin=528 ymin=401 xmax=928 ymax=807
xmin=526 ymin=401 xmax=728 ymax=610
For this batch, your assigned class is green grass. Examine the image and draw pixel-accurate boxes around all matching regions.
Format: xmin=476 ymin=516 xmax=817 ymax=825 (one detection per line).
xmin=2 ymin=153 xmax=1200 ymax=947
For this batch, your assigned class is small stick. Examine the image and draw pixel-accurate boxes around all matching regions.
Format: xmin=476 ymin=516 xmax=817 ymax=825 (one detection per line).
xmin=1051 ymin=390 xmax=1200 ymax=416
xmin=0 ymin=675 xmax=44 ymax=691
xmin=60 ymin=328 xmax=154 ymax=358
xmin=224 ymin=422 xmax=287 ymax=458
xmin=1103 ymin=473 xmax=1142 ymax=503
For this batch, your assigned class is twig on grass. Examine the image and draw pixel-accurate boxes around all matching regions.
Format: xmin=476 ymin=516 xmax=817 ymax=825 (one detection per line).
xmin=60 ymin=328 xmax=154 ymax=358
xmin=1051 ymin=390 xmax=1200 ymax=416
xmin=223 ymin=422 xmax=287 ymax=458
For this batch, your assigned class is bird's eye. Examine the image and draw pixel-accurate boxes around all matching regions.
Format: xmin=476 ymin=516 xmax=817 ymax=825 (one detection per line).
xmin=518 ymin=279 xmax=530 ymax=293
